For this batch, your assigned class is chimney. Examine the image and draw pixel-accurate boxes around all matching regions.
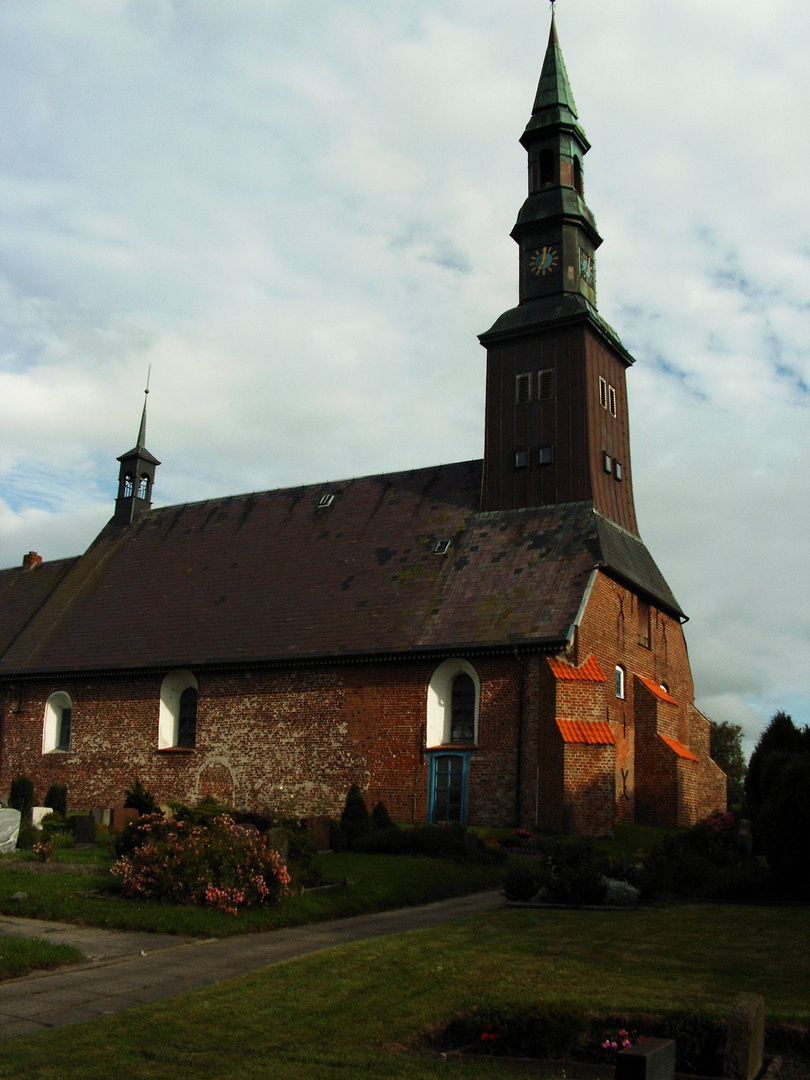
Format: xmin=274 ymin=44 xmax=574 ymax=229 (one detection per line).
xmin=22 ymin=551 xmax=43 ymax=571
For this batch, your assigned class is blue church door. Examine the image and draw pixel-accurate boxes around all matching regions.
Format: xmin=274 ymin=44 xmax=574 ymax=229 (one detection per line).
xmin=427 ymin=752 xmax=470 ymax=824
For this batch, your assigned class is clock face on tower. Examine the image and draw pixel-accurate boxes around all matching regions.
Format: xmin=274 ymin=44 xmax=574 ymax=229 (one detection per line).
xmin=579 ymin=249 xmax=596 ymax=286
xmin=528 ymin=246 xmax=559 ymax=277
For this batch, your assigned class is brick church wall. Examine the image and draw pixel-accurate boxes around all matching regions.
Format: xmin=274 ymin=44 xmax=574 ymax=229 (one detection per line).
xmin=563 ymin=744 xmax=615 ymax=836
xmin=568 ymin=572 xmax=725 ymax=828
xmin=0 ymin=655 xmax=523 ymax=826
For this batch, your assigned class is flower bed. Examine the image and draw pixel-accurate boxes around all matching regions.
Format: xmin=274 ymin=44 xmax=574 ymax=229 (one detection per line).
xmin=111 ymin=814 xmax=290 ymax=915
xmin=435 ymin=1007 xmax=727 ymax=1076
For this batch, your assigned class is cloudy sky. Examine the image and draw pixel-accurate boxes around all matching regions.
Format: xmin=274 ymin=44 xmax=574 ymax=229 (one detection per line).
xmin=1 ymin=0 xmax=808 ymax=756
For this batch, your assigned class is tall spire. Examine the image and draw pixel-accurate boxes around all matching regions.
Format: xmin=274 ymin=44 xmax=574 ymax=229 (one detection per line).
xmin=526 ymin=12 xmax=582 ymax=136
xmin=478 ymin=9 xmax=639 ymax=535
xmin=481 ymin=10 xmax=605 ymax=334
xmin=113 ymin=372 xmax=160 ymax=526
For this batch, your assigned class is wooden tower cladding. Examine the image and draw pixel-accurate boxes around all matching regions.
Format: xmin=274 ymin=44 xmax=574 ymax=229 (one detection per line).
xmin=479 ymin=14 xmax=639 ymax=537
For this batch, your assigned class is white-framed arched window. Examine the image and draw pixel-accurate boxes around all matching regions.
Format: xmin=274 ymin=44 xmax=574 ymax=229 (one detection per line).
xmin=43 ymin=691 xmax=73 ymax=753
xmin=426 ymin=659 xmax=481 ymax=748
xmin=158 ymin=670 xmax=198 ymax=749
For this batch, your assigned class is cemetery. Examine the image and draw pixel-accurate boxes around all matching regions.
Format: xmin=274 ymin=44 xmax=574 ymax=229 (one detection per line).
xmin=0 ymin=769 xmax=806 ymax=1078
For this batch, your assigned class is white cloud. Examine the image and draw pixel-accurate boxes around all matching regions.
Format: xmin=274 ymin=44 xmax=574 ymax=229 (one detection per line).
xmin=0 ymin=0 xmax=808 ymax=750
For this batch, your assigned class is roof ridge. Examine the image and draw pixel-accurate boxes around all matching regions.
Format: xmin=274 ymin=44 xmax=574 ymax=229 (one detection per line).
xmin=139 ymin=458 xmax=485 ymax=519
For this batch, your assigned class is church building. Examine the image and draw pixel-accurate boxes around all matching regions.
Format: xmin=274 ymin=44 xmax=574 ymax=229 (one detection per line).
xmin=0 ymin=17 xmax=726 ymax=836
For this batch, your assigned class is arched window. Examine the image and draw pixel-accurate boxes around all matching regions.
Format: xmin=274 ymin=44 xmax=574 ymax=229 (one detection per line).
xmin=426 ymin=660 xmax=480 ymax=747
xmin=43 ymin=691 xmax=73 ymax=753
xmin=177 ymin=687 xmax=198 ymax=748
xmin=158 ymin=670 xmax=199 ymax=749
xmin=137 ymin=475 xmax=149 ymax=499
xmin=450 ymin=674 xmax=475 ymax=743
xmin=540 ymin=148 xmax=556 ymax=187
xmin=573 ymin=156 xmax=583 ymax=196
xmin=123 ymin=474 xmax=134 ymax=498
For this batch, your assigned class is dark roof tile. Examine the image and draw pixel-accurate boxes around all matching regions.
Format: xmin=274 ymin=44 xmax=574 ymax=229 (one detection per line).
xmin=0 ymin=461 xmax=683 ymax=675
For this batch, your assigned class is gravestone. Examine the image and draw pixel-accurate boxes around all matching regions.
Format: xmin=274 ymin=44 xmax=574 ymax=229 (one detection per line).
xmin=72 ymin=815 xmax=96 ymax=843
xmin=90 ymin=808 xmax=112 ymax=826
xmin=306 ymin=816 xmax=331 ymax=851
xmin=266 ymin=827 xmax=289 ymax=862
xmin=110 ymin=806 xmax=139 ymax=832
xmin=615 ymin=1037 xmax=675 ymax=1080
xmin=31 ymin=806 xmax=51 ymax=829
xmin=0 ymin=809 xmax=22 ymax=853
xmin=724 ymin=992 xmax=765 ymax=1080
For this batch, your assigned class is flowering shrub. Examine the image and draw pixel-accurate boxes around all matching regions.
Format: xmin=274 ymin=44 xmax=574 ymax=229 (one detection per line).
xmin=111 ymin=814 xmax=290 ymax=915
xmin=33 ymin=840 xmax=53 ymax=862
xmin=599 ymin=1027 xmax=642 ymax=1053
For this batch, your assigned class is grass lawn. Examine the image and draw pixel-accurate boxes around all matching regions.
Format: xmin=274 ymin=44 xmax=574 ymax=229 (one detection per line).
xmin=0 ymin=934 xmax=82 ymax=981
xmin=0 ymin=852 xmax=505 ymax=937
xmin=0 ymin=902 xmax=806 ymax=1079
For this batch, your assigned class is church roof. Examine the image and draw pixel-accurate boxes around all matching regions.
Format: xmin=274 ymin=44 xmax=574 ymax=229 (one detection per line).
xmin=0 ymin=460 xmax=684 ymax=677
xmin=0 ymin=558 xmax=79 ymax=659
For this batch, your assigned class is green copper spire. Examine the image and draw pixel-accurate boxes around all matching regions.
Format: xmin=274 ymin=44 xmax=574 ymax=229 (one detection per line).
xmin=522 ymin=13 xmax=588 ymax=148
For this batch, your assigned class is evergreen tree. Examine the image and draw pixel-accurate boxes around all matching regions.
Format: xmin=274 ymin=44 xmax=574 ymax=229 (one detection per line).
xmin=709 ymin=720 xmax=746 ymax=809
xmin=743 ymin=711 xmax=805 ymax=817
xmin=340 ymin=784 xmax=372 ymax=850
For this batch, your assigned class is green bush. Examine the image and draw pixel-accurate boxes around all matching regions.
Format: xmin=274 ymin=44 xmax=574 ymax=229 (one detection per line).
xmin=328 ymin=819 xmax=347 ymax=852
xmin=40 ymin=812 xmax=73 ymax=839
xmin=531 ymin=837 xmax=608 ymax=905
xmin=172 ymin=794 xmax=235 ymax=827
xmin=371 ymin=800 xmax=395 ymax=830
xmin=340 ymin=785 xmax=372 ymax=850
xmin=16 ymin=824 xmax=41 ymax=850
xmin=503 ymin=863 xmax=541 ymax=902
xmin=353 ymin=821 xmax=505 ymax=864
xmin=49 ymin=830 xmax=75 ymax=850
xmin=639 ymin=812 xmax=758 ymax=900
xmin=124 ymin=779 xmax=159 ymax=816
xmin=44 ymin=784 xmax=68 ymax=817
xmin=111 ymin=814 xmax=291 ymax=914
xmin=8 ymin=776 xmax=34 ymax=816
xmin=758 ymin=755 xmax=810 ymax=897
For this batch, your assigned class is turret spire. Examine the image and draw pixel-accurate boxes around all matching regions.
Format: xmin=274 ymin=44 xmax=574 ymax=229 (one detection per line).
xmin=113 ymin=371 xmax=160 ymax=526
xmin=136 ymin=366 xmax=151 ymax=450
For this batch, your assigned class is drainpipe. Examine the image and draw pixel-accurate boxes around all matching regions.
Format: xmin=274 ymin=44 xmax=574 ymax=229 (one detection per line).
xmin=513 ymin=648 xmax=526 ymax=828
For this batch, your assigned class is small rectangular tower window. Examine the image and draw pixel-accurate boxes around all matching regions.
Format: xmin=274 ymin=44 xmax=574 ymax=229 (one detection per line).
xmin=615 ymin=666 xmax=626 ymax=700
xmin=515 ymin=373 xmax=531 ymax=404
xmin=537 ymin=445 xmax=553 ymax=465
xmin=514 ymin=448 xmax=529 ymax=469
xmin=637 ymin=600 xmax=651 ymax=648
xmin=614 ymin=461 xmax=623 ymax=481
xmin=537 ymin=369 xmax=555 ymax=401
xmin=603 ymin=452 xmax=612 ymax=474
xmin=609 ymin=385 xmax=617 ymax=417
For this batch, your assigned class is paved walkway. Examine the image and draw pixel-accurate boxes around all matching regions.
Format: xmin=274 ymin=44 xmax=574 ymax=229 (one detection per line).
xmin=0 ymin=891 xmax=504 ymax=1041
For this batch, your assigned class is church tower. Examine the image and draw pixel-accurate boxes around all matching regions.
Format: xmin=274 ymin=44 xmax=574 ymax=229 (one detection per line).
xmin=113 ymin=390 xmax=160 ymax=526
xmin=480 ymin=13 xmax=638 ymax=536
